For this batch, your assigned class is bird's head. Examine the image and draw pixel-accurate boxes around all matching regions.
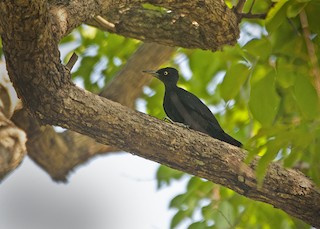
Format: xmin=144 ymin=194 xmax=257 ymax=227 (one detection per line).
xmin=143 ymin=67 xmax=179 ymax=86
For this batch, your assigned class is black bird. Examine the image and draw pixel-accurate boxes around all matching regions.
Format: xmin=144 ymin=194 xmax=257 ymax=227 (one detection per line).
xmin=143 ymin=67 xmax=242 ymax=147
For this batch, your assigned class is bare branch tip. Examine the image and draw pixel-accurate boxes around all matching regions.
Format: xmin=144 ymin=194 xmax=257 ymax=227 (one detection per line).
xmin=240 ymin=12 xmax=267 ymax=20
xmin=234 ymin=0 xmax=246 ymax=14
xmin=66 ymin=52 xmax=78 ymax=71
xmin=94 ymin=15 xmax=116 ymax=32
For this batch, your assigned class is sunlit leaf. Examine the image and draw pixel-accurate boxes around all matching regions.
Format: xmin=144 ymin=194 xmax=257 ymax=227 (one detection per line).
xmin=287 ymin=2 xmax=308 ymax=18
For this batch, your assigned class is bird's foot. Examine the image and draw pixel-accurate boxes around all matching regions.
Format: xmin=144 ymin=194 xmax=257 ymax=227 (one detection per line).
xmin=163 ymin=117 xmax=190 ymax=129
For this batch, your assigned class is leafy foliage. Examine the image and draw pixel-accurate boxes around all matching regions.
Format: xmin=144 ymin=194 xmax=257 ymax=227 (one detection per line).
xmin=19 ymin=0 xmax=319 ymax=228
xmin=61 ymin=25 xmax=140 ymax=93
xmin=151 ymin=1 xmax=319 ymax=228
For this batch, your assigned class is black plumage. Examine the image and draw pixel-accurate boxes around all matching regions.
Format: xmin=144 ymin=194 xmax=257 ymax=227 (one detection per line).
xmin=143 ymin=67 xmax=242 ymax=147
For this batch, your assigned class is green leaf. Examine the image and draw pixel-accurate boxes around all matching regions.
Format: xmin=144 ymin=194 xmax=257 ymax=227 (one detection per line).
xmin=188 ymin=221 xmax=209 ymax=229
xmin=286 ymin=2 xmax=309 ymax=18
xmin=256 ymin=139 xmax=283 ymax=185
xmin=187 ymin=177 xmax=204 ymax=191
xmin=156 ymin=165 xmax=184 ymax=189
xmin=202 ymin=203 xmax=215 ymax=221
xmin=170 ymin=210 xmax=189 ymax=229
xmin=306 ymin=1 xmax=320 ymax=35
xmin=249 ymin=72 xmax=280 ymax=126
xmin=275 ymin=58 xmax=296 ymax=88
xmin=266 ymin=0 xmax=289 ymax=33
xmin=189 ymin=50 xmax=224 ymax=78
xmin=220 ymin=63 xmax=249 ymax=101
xmin=310 ymin=139 xmax=320 ymax=185
xmin=213 ymin=201 xmax=235 ymax=229
xmin=243 ymin=37 xmax=272 ymax=61
xmin=293 ymin=74 xmax=320 ymax=120
xmin=170 ymin=194 xmax=187 ymax=209
xmin=283 ymin=147 xmax=302 ymax=168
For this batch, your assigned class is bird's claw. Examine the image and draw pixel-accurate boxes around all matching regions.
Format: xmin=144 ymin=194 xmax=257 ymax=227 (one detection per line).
xmin=163 ymin=117 xmax=190 ymax=129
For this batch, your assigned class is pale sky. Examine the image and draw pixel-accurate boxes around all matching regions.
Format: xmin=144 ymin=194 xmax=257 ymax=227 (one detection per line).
xmin=0 ymin=153 xmax=189 ymax=229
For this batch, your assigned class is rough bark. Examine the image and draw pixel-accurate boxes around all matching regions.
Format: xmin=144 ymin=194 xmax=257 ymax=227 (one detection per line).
xmin=87 ymin=0 xmax=239 ymax=50
xmin=0 ymin=63 xmax=26 ymax=181
xmin=49 ymin=0 xmax=239 ymax=51
xmin=1 ymin=0 xmax=320 ymax=227
xmin=0 ymin=112 xmax=27 ymax=181
xmin=12 ymin=42 xmax=174 ymax=181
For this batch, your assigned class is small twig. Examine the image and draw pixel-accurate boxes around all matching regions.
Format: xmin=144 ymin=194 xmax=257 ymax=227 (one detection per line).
xmin=234 ymin=0 xmax=267 ymax=20
xmin=240 ymin=12 xmax=266 ymax=19
xmin=94 ymin=15 xmax=116 ymax=32
xmin=66 ymin=52 xmax=78 ymax=71
xmin=234 ymin=0 xmax=246 ymax=14
xmin=248 ymin=0 xmax=256 ymax=13
xmin=299 ymin=9 xmax=320 ymax=100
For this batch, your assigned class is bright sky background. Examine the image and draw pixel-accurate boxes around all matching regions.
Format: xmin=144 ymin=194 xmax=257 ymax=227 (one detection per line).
xmin=0 ymin=154 xmax=188 ymax=229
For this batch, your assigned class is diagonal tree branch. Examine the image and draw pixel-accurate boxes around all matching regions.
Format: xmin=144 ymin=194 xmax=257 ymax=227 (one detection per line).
xmin=101 ymin=42 xmax=175 ymax=107
xmin=12 ymin=42 xmax=175 ymax=181
xmin=1 ymin=1 xmax=320 ymax=227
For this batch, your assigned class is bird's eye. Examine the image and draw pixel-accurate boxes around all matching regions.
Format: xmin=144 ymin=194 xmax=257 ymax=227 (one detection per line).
xmin=164 ymin=71 xmax=168 ymax=76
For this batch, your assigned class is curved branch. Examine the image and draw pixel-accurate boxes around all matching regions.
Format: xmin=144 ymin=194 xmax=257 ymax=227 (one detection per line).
xmin=1 ymin=1 xmax=320 ymax=227
xmin=0 ymin=66 xmax=26 ymax=180
xmin=50 ymin=0 xmax=239 ymax=51
xmin=12 ymin=42 xmax=174 ymax=181
xmin=0 ymin=112 xmax=26 ymax=181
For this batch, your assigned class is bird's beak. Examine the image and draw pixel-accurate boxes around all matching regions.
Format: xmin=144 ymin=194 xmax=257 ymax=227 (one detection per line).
xmin=142 ymin=70 xmax=160 ymax=78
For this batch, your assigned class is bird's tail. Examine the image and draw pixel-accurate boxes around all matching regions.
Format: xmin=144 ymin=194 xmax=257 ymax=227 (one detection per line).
xmin=220 ymin=132 xmax=242 ymax=147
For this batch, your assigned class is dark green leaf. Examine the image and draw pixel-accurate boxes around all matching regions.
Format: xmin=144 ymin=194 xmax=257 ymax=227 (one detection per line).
xmin=266 ymin=0 xmax=289 ymax=33
xmin=156 ymin=165 xmax=184 ymax=189
xmin=249 ymin=72 xmax=280 ymax=126
xmin=243 ymin=37 xmax=272 ymax=61
xmin=256 ymin=139 xmax=283 ymax=185
xmin=220 ymin=63 xmax=249 ymax=101
xmin=170 ymin=210 xmax=189 ymax=229
xmin=293 ymin=74 xmax=320 ymax=120
xmin=188 ymin=221 xmax=209 ymax=229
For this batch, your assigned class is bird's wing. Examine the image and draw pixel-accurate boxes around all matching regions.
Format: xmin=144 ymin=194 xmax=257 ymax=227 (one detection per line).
xmin=176 ymin=87 xmax=223 ymax=130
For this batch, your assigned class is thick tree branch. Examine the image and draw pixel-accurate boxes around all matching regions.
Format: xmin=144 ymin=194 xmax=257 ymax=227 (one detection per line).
xmin=1 ymin=1 xmax=320 ymax=227
xmin=12 ymin=42 xmax=174 ymax=181
xmin=50 ymin=0 xmax=239 ymax=51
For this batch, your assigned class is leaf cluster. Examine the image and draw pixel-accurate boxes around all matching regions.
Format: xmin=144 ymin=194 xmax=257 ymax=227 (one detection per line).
xmin=151 ymin=0 xmax=319 ymax=228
